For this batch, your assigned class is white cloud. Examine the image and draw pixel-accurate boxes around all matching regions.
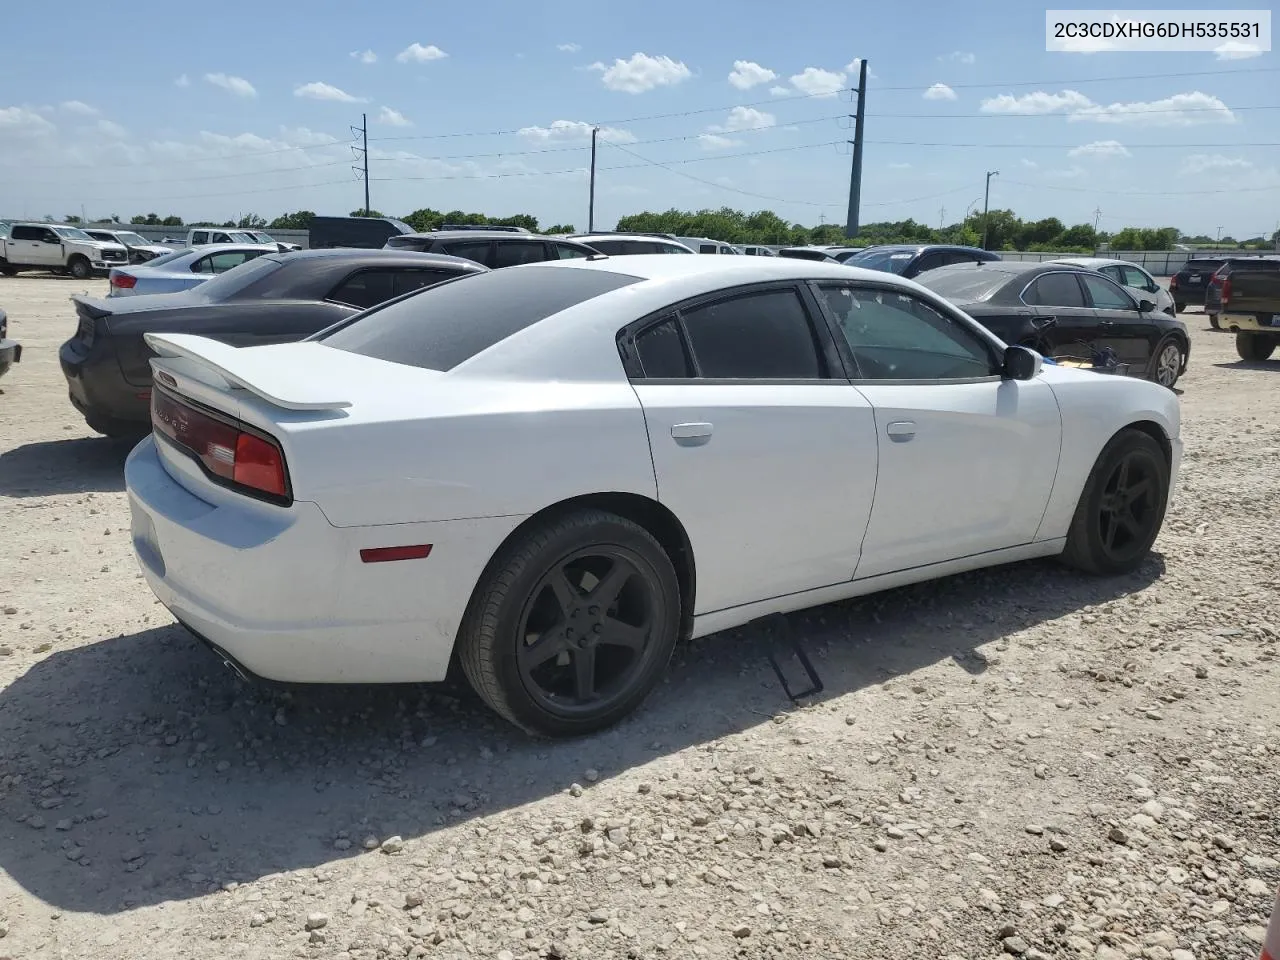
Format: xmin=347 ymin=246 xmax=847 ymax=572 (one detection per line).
xmin=175 ymin=74 xmax=190 ymax=88
xmin=516 ymin=119 xmax=637 ymax=144
xmin=980 ymin=89 xmax=1093 ymax=115
xmin=350 ymin=49 xmax=378 ymax=64
xmin=396 ymin=43 xmax=448 ymax=64
xmin=769 ymin=85 xmax=791 ymax=96
xmin=590 ymin=52 xmax=692 ymax=93
xmin=1068 ymin=139 xmax=1131 ymax=158
xmin=557 ymin=42 xmax=581 ymax=53
xmin=0 ymin=106 xmax=56 ymax=137
xmin=94 ymin=119 xmax=127 ymax=139
xmin=60 ymin=100 xmax=99 ymax=116
xmin=707 ymin=106 xmax=776 ymax=134
xmin=940 ymin=51 xmax=976 ymax=64
xmin=1214 ymin=40 xmax=1263 ymax=60
xmin=698 ymin=134 xmax=743 ymax=151
xmin=727 ymin=60 xmax=777 ymax=90
xmin=204 ymin=73 xmax=257 ymax=98
xmin=923 ymin=83 xmax=957 ymax=101
xmin=376 ymin=106 xmax=411 ymax=127
xmin=1181 ymin=153 xmax=1254 ymax=175
xmin=789 ymin=66 xmax=846 ymax=98
xmin=294 ymin=82 xmax=367 ymax=104
xmin=1020 ymin=158 xmax=1038 ymax=169
xmin=1071 ymin=91 xmax=1237 ymax=126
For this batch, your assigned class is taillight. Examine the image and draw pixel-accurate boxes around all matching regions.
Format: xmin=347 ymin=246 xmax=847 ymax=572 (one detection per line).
xmin=151 ymin=386 xmax=291 ymax=504
xmin=111 ymin=273 xmax=136 ymax=289
xmin=1221 ymin=277 xmax=1232 ymax=307
xmin=1169 ymin=275 xmax=1178 ymax=290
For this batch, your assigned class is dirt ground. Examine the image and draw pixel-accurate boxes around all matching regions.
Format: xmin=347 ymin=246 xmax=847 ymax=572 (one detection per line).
xmin=0 ymin=274 xmax=1277 ymax=960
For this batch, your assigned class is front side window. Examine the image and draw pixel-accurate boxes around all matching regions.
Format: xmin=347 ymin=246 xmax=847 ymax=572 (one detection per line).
xmin=1120 ymin=264 xmax=1156 ymax=292
xmin=1081 ymin=273 xmax=1135 ymax=310
xmin=678 ymin=288 xmax=825 ymax=379
xmin=192 ymin=251 xmax=257 ymax=275
xmin=1024 ymin=272 xmax=1087 ymax=308
xmin=818 ymin=283 xmax=995 ymax=381
xmin=191 ymin=231 xmax=210 ymax=244
xmin=554 ymin=243 xmax=590 ymax=260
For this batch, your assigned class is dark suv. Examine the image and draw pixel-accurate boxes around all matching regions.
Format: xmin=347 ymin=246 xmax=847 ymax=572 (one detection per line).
xmin=384 ymin=231 xmax=600 ymax=267
xmin=834 ymin=244 xmax=1000 ymax=278
xmin=1169 ymin=257 xmax=1225 ymax=314
xmin=1204 ymin=257 xmax=1280 ymax=329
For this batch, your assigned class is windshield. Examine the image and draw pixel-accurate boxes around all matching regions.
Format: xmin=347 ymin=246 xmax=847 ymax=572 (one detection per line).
xmin=318 ymin=265 xmax=641 ymax=371
xmin=189 ymin=256 xmax=284 ymax=300
xmin=251 ymin=232 xmax=273 ymax=243
xmin=54 ymin=227 xmax=94 ymax=241
xmin=843 ymin=248 xmax=916 ymax=274
xmin=226 ymin=231 xmax=257 ymax=243
xmin=116 ymin=232 xmax=149 ymax=246
xmin=914 ymin=265 xmax=1014 ymax=302
xmin=141 ymin=249 xmax=190 ymax=268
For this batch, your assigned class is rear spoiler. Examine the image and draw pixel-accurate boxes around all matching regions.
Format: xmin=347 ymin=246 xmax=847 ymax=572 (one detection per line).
xmin=145 ymin=333 xmax=352 ymax=411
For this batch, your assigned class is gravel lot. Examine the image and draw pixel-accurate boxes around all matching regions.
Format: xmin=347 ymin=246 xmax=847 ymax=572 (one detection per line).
xmin=0 ymin=274 xmax=1277 ymax=960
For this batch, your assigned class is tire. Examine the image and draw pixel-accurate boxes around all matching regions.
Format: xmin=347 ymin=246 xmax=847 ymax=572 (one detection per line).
xmin=1060 ymin=428 xmax=1170 ymax=577
xmin=85 ymin=412 xmax=149 ymax=439
xmin=1236 ymin=332 xmax=1277 ymax=362
xmin=0 ymin=259 xmax=14 ymax=277
xmin=458 ymin=508 xmax=682 ymax=737
xmin=68 ymin=256 xmax=92 ymax=281
xmin=1148 ymin=337 xmax=1185 ymax=389
xmin=1173 ymin=302 xmax=1185 ymax=314
xmin=1208 ymin=313 xmax=1220 ymax=330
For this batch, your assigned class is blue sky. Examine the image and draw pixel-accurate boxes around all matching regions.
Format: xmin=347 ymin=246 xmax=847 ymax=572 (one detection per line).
xmin=1 ymin=1 xmax=1276 ymax=237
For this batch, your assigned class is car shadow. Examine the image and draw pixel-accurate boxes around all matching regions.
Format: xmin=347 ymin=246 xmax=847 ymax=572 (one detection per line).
xmin=1212 ymin=360 xmax=1280 ymax=371
xmin=0 ymin=436 xmax=135 ymax=497
xmin=0 ymin=554 xmax=1166 ymax=914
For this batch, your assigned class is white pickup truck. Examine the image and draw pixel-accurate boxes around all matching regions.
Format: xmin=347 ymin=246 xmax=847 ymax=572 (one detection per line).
xmin=185 ymin=227 xmax=299 ymax=251
xmin=0 ymin=222 xmax=129 ymax=279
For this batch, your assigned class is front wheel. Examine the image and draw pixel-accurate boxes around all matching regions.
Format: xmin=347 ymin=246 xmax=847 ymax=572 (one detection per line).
xmin=1060 ymin=428 xmax=1170 ymax=577
xmin=1149 ymin=337 xmax=1185 ymax=389
xmin=1236 ymin=332 xmax=1277 ymax=362
xmin=68 ymin=256 xmax=92 ymax=281
xmin=458 ymin=509 xmax=682 ymax=737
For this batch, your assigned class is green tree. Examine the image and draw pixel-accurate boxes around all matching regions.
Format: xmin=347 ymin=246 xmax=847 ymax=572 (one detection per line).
xmin=268 ymin=210 xmax=316 ymax=230
xmin=161 ymin=215 xmax=184 ymax=227
xmin=64 ymin=214 xmax=81 ymax=225
xmin=349 ymin=209 xmax=386 ymax=218
xmin=237 ymin=213 xmax=267 ymax=229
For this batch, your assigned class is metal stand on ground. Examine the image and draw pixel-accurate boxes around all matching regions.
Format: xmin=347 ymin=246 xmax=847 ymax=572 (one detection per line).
xmin=761 ymin=613 xmax=824 ymax=702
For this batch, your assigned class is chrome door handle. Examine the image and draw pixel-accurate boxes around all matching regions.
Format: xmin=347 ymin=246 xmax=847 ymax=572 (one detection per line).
xmin=671 ymin=422 xmax=713 ymax=445
xmin=885 ymin=420 xmax=916 ymax=441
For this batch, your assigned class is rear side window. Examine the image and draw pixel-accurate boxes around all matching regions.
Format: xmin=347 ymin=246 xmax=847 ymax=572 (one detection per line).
xmin=1024 ymin=272 xmax=1087 ymax=307
xmin=439 ymin=239 xmax=493 ymax=265
xmin=493 ymin=240 xmax=550 ymax=268
xmin=679 ymin=288 xmax=825 ymax=379
xmin=384 ymin=236 xmax=430 ymax=252
xmin=317 ymin=265 xmax=641 ymax=371
xmin=635 ymin=319 xmax=693 ymax=378
xmin=10 ymin=225 xmax=40 ymax=241
xmin=328 ymin=270 xmax=397 ymax=309
xmin=554 ymin=243 xmax=590 ymax=259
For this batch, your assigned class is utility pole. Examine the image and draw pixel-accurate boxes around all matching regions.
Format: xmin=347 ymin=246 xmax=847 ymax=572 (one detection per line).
xmin=1092 ymin=207 xmax=1102 ymax=253
xmin=939 ymin=205 xmax=945 ymax=230
xmin=351 ymin=115 xmax=371 ymax=215
xmin=588 ymin=126 xmax=598 ymax=233
xmin=981 ymin=169 xmax=999 ymax=250
xmin=844 ymin=58 xmax=868 ymax=239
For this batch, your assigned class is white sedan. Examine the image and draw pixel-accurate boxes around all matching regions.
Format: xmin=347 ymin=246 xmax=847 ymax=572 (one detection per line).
xmin=1048 ymin=257 xmax=1177 ymax=317
xmin=124 ymin=255 xmax=1182 ymax=737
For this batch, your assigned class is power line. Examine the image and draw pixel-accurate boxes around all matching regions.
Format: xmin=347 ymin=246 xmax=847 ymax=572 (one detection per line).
xmin=1000 ymin=177 xmax=1279 ymax=197
xmin=867 ymin=139 xmax=1280 ymax=149
xmin=868 ymin=65 xmax=1280 ymax=91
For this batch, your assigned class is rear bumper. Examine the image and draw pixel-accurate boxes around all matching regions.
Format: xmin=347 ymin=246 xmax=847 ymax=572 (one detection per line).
xmin=125 ymin=435 xmax=525 ymax=684
xmin=1219 ymin=312 xmax=1279 ymax=334
xmin=59 ymin=337 xmax=152 ymax=427
xmin=0 ymin=339 xmax=20 ymax=378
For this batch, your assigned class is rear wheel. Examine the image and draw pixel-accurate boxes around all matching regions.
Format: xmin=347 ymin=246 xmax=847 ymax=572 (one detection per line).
xmin=1173 ymin=301 xmax=1185 ymax=314
xmin=1148 ymin=337 xmax=1184 ymax=389
xmin=458 ymin=509 xmax=681 ymax=737
xmin=1236 ymin=332 xmax=1277 ymax=362
xmin=1061 ymin=429 xmax=1169 ymax=577
xmin=68 ymin=256 xmax=92 ymax=281
xmin=1208 ymin=313 xmax=1220 ymax=330
xmin=0 ymin=259 xmax=14 ymax=277
xmin=85 ymin=412 xmax=148 ymax=439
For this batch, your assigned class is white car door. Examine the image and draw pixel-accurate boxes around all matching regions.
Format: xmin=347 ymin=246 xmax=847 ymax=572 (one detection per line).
xmin=625 ymin=282 xmax=880 ymax=615
xmin=810 ymin=281 xmax=1062 ymax=580
xmin=22 ymin=226 xmax=63 ymax=266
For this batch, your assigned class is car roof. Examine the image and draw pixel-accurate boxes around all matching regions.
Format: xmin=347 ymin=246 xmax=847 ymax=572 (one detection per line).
xmin=1050 ymin=257 xmax=1128 ymax=268
xmin=402 ymin=231 xmax=557 ymax=242
xmin=268 ymin=248 xmax=489 ymax=270
xmin=571 ymin=233 xmax=684 ymax=242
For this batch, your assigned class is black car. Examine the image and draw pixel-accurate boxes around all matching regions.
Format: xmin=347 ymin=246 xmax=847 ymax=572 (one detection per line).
xmin=59 ymin=249 xmax=487 ymax=436
xmin=836 ymin=244 xmax=1000 ymax=278
xmin=384 ymin=231 xmax=600 ymax=267
xmin=777 ymin=247 xmax=842 ymax=262
xmin=0 ymin=305 xmax=21 ymax=380
xmin=1168 ymin=256 xmax=1224 ymax=313
xmin=916 ymin=261 xmax=1190 ymax=389
xmin=1203 ymin=256 xmax=1280 ymax=329
xmin=308 ymin=216 xmax=415 ymax=250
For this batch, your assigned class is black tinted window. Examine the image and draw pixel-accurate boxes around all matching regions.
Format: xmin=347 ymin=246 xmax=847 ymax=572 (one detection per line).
xmin=384 ymin=236 xmax=431 ymax=252
xmin=394 ymin=269 xmax=459 ymax=296
xmin=10 ymin=226 xmax=39 ymax=241
xmin=440 ymin=240 xmax=492 ymax=265
xmin=1081 ymin=274 xmax=1134 ymax=310
xmin=328 ymin=270 xmax=397 ymax=309
xmin=1025 ymin=273 xmax=1087 ymax=307
xmin=493 ymin=240 xmax=550 ymax=268
xmin=318 ymin=265 xmax=640 ymax=371
xmin=634 ymin=319 xmax=693 ymax=378
xmin=680 ymin=288 xmax=824 ymax=379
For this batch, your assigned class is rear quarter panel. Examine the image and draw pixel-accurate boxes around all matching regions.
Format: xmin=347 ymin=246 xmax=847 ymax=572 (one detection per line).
xmin=1227 ymin=268 xmax=1280 ymax=315
xmin=1034 ymin=367 xmax=1181 ymax=540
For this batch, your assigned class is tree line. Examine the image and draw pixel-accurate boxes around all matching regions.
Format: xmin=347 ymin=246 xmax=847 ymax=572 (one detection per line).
xmin=54 ymin=207 xmax=1280 ymax=252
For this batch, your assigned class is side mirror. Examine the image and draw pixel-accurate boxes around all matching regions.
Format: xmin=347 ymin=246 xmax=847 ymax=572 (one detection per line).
xmin=1002 ymin=344 xmax=1042 ymax=381
xmin=1138 ymin=298 xmax=1156 ymax=313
